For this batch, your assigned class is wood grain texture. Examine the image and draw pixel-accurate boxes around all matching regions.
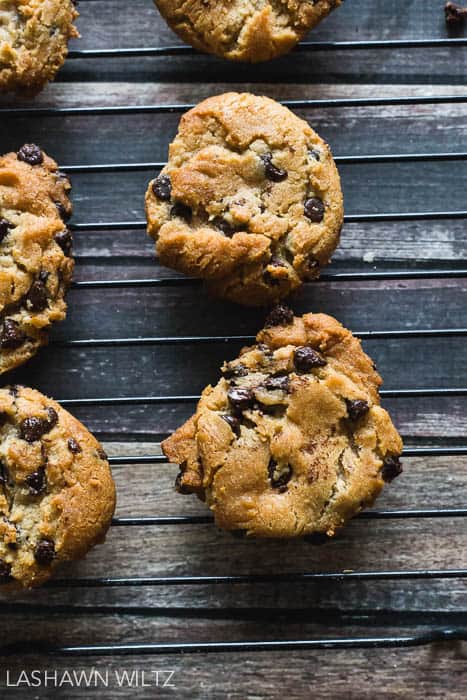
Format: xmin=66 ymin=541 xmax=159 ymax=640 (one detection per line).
xmin=0 ymin=1 xmax=466 ymax=697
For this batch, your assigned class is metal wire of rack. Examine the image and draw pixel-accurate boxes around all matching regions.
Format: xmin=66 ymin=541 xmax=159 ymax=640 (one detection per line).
xmin=0 ymin=13 xmax=466 ymax=660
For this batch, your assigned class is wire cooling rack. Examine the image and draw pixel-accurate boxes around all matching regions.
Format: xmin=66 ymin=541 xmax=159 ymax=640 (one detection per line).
xmin=0 ymin=3 xmax=466 ymax=659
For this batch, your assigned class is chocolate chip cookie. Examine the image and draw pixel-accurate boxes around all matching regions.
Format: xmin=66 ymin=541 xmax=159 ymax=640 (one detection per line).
xmin=154 ymin=0 xmax=342 ymax=62
xmin=0 ymin=386 xmax=115 ymax=588
xmin=146 ymin=93 xmax=343 ymax=306
xmin=163 ymin=307 xmax=403 ymax=538
xmin=0 ymin=144 xmax=74 ymax=374
xmin=0 ymin=0 xmax=79 ymax=94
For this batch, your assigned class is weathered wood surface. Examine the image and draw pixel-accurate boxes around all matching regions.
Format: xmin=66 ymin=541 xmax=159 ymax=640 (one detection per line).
xmin=0 ymin=0 xmax=466 ymax=697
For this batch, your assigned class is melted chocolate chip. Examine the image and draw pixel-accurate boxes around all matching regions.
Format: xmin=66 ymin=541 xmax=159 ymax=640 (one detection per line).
xmin=25 ymin=467 xmax=46 ymax=495
xmin=97 ymin=448 xmax=108 ymax=460
xmin=171 ymin=202 xmax=192 ymax=222
xmin=222 ymin=363 xmax=248 ymax=379
xmin=294 ymin=346 xmax=326 ymax=373
xmin=309 ymin=148 xmax=321 ymax=161
xmin=305 ymin=256 xmax=320 ymax=276
xmin=152 ymin=174 xmax=172 ymax=201
xmin=263 ymin=375 xmax=290 ymax=392
xmin=0 ymin=560 xmax=11 ymax=579
xmin=54 ymin=200 xmax=71 ymax=221
xmin=261 ymin=153 xmax=288 ymax=182
xmin=212 ymin=217 xmax=236 ymax=237
xmin=26 ymin=280 xmax=48 ymax=312
xmin=175 ymin=471 xmax=192 ymax=495
xmin=46 ymin=407 xmax=58 ymax=429
xmin=54 ymin=229 xmax=73 ymax=256
xmin=39 ymin=270 xmax=49 ymax=283
xmin=264 ymin=304 xmax=294 ymax=328
xmin=346 ymin=399 xmax=370 ymax=422
xmin=445 ymin=2 xmax=467 ymax=25
xmin=19 ymin=416 xmax=52 ymax=443
xmin=0 ymin=218 xmax=13 ymax=243
xmin=381 ymin=455 xmax=403 ymax=482
xmin=221 ymin=414 xmax=240 ymax=437
xmin=0 ymin=319 xmax=26 ymax=349
xmin=34 ymin=540 xmax=55 ymax=566
xmin=269 ymin=255 xmax=286 ymax=268
xmin=227 ymin=387 xmax=255 ymax=413
xmin=0 ymin=462 xmax=9 ymax=486
xmin=67 ymin=437 xmax=82 ymax=454
xmin=304 ymin=197 xmax=325 ymax=222
xmin=17 ymin=144 xmax=43 ymax=166
xmin=268 ymin=458 xmax=292 ymax=490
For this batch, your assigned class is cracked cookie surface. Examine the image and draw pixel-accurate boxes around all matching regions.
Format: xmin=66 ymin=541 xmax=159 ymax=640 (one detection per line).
xmin=146 ymin=93 xmax=343 ymax=306
xmin=0 ymin=144 xmax=74 ymax=374
xmin=0 ymin=386 xmax=116 ymax=588
xmin=0 ymin=0 xmax=78 ymax=94
xmin=154 ymin=0 xmax=342 ymax=62
xmin=163 ymin=307 xmax=403 ymax=538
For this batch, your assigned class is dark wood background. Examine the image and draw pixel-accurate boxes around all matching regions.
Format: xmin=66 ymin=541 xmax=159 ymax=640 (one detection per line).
xmin=0 ymin=1 xmax=466 ymax=697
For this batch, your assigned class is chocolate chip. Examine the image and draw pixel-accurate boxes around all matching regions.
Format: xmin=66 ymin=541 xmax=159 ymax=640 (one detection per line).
xmin=26 ymin=280 xmax=48 ymax=312
xmin=381 ymin=455 xmax=403 ymax=482
xmin=0 ymin=560 xmax=11 ymax=579
xmin=171 ymin=202 xmax=192 ymax=222
xmin=0 ymin=218 xmax=13 ymax=243
xmin=67 ymin=437 xmax=82 ymax=454
xmin=9 ymin=385 xmax=18 ymax=397
xmin=227 ymin=387 xmax=255 ymax=413
xmin=222 ymin=363 xmax=248 ymax=379
xmin=268 ymin=458 xmax=292 ymax=490
xmin=39 ymin=270 xmax=49 ymax=283
xmin=269 ymin=255 xmax=286 ymax=268
xmin=34 ymin=540 xmax=55 ymax=566
xmin=261 ymin=153 xmax=288 ymax=182
xmin=346 ymin=399 xmax=370 ymax=421
xmin=46 ymin=407 xmax=58 ymax=429
xmin=257 ymin=343 xmax=272 ymax=355
xmin=175 ymin=471 xmax=192 ymax=494
xmin=152 ymin=174 xmax=172 ymax=201
xmin=212 ymin=217 xmax=236 ymax=237
xmin=221 ymin=414 xmax=240 ymax=437
xmin=309 ymin=149 xmax=321 ymax=161
xmin=304 ymin=197 xmax=325 ymax=222
xmin=294 ymin=346 xmax=326 ymax=373
xmin=0 ymin=462 xmax=9 ymax=486
xmin=25 ymin=467 xmax=46 ymax=495
xmin=19 ymin=416 xmax=52 ymax=442
xmin=306 ymin=256 xmax=320 ymax=276
xmin=0 ymin=319 xmax=26 ymax=349
xmin=263 ymin=375 xmax=290 ymax=392
xmin=17 ymin=144 xmax=43 ymax=166
xmin=97 ymin=448 xmax=108 ymax=460
xmin=445 ymin=2 xmax=467 ymax=25
xmin=54 ymin=201 xmax=71 ymax=221
xmin=54 ymin=229 xmax=73 ymax=256
xmin=264 ymin=304 xmax=294 ymax=328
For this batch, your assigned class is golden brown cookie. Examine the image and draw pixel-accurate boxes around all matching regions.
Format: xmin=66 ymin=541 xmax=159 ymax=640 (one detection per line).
xmin=163 ymin=307 xmax=403 ymax=539
xmin=154 ymin=0 xmax=342 ymax=62
xmin=0 ymin=0 xmax=79 ymax=94
xmin=0 ymin=386 xmax=116 ymax=588
xmin=146 ymin=93 xmax=343 ymax=306
xmin=0 ymin=144 xmax=74 ymax=375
